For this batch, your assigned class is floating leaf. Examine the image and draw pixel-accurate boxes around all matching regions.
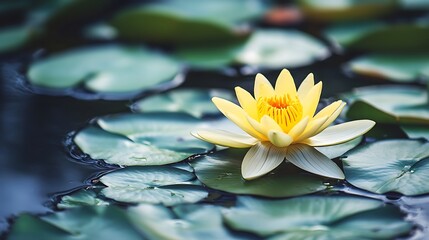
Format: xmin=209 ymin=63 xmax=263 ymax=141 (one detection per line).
xmin=316 ymin=136 xmax=362 ymax=159
xmin=57 ymin=189 xmax=109 ymax=209
xmin=0 ymin=26 xmax=31 ymax=53
xmin=224 ymin=196 xmax=412 ymax=239
xmin=344 ymin=85 xmax=429 ymax=125
xmin=325 ymin=21 xmax=429 ymax=52
xmin=100 ymin=166 xmax=207 ymax=206
xmin=174 ymin=41 xmax=245 ymax=69
xmin=190 ymin=148 xmax=327 ymax=197
xmin=235 ymin=29 xmax=330 ymax=68
xmin=8 ymin=206 xmax=143 ymax=240
xmin=128 ymin=204 xmax=246 ymax=239
xmin=133 ymin=88 xmax=234 ymax=118
xmin=347 ymin=54 xmax=429 ymax=82
xmin=401 ymin=125 xmax=429 ymax=140
xmin=343 ymin=139 xmax=429 ymax=195
xmin=28 ymin=45 xmax=181 ymax=95
xmin=74 ymin=113 xmax=214 ymax=166
xmin=298 ymin=0 xmax=396 ymax=22
xmin=110 ymin=0 xmax=265 ymax=45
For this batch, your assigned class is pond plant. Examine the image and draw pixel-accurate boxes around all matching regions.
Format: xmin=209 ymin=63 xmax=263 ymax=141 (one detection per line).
xmin=2 ymin=0 xmax=429 ymax=240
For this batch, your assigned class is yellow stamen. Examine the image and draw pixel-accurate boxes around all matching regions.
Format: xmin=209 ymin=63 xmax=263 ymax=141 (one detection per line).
xmin=257 ymin=94 xmax=303 ymax=132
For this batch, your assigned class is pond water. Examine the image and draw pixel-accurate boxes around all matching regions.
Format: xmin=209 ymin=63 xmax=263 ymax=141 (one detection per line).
xmin=0 ymin=59 xmax=128 ymax=233
xmin=1 ymin=54 xmax=429 ymax=239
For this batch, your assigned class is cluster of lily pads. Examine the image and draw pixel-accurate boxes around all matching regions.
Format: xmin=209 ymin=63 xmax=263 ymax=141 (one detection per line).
xmin=4 ymin=0 xmax=429 ymax=239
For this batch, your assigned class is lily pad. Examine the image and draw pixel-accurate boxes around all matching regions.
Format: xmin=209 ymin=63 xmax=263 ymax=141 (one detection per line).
xmin=133 ymin=88 xmax=234 ymax=118
xmin=343 ymin=139 xmax=429 ymax=195
xmin=8 ymin=206 xmax=143 ymax=240
xmin=324 ymin=21 xmax=429 ymax=52
xmin=298 ymin=0 xmax=396 ymax=22
xmin=223 ymin=196 xmax=412 ymax=239
xmin=74 ymin=113 xmax=214 ymax=166
xmin=27 ymin=45 xmax=181 ymax=97
xmin=235 ymin=29 xmax=330 ymax=68
xmin=174 ymin=41 xmax=246 ymax=69
xmin=190 ymin=148 xmax=328 ymax=197
xmin=344 ymin=85 xmax=429 ymax=125
xmin=401 ymin=125 xmax=429 ymax=140
xmin=110 ymin=0 xmax=265 ymax=45
xmin=99 ymin=166 xmax=208 ymax=206
xmin=347 ymin=54 xmax=429 ymax=82
xmin=316 ymin=136 xmax=362 ymax=159
xmin=128 ymin=204 xmax=246 ymax=239
xmin=57 ymin=189 xmax=109 ymax=209
xmin=0 ymin=26 xmax=31 ymax=53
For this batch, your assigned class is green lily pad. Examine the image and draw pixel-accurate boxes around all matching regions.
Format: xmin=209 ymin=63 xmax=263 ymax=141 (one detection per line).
xmin=27 ymin=45 xmax=181 ymax=95
xmin=128 ymin=204 xmax=245 ymax=239
xmin=347 ymin=54 xmax=429 ymax=82
xmin=223 ymin=196 xmax=412 ymax=239
xmin=37 ymin=0 xmax=113 ymax=30
xmin=344 ymin=85 xmax=429 ymax=125
xmin=110 ymin=0 xmax=265 ymax=45
xmin=190 ymin=148 xmax=328 ymax=197
xmin=74 ymin=113 xmax=214 ymax=166
xmin=8 ymin=206 xmax=143 ymax=240
xmin=174 ymin=41 xmax=246 ymax=69
xmin=57 ymin=189 xmax=109 ymax=209
xmin=343 ymin=139 xmax=429 ymax=195
xmin=298 ymin=0 xmax=397 ymax=22
xmin=324 ymin=21 xmax=429 ymax=52
xmin=401 ymin=125 xmax=429 ymax=140
xmin=0 ymin=26 xmax=31 ymax=53
xmin=316 ymin=136 xmax=362 ymax=159
xmin=99 ymin=166 xmax=208 ymax=206
xmin=133 ymin=88 xmax=234 ymax=118
xmin=235 ymin=29 xmax=330 ymax=68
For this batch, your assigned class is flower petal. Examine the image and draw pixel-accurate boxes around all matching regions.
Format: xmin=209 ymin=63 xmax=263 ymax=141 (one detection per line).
xmin=287 ymin=116 xmax=309 ymax=140
xmin=254 ymin=73 xmax=274 ymax=99
xmin=285 ymin=144 xmax=345 ymax=179
xmin=314 ymin=101 xmax=346 ymax=135
xmin=191 ymin=129 xmax=258 ymax=148
xmin=274 ymin=69 xmax=297 ymax=97
xmin=294 ymin=116 xmax=329 ymax=142
xmin=247 ymin=116 xmax=269 ymax=136
xmin=212 ymin=97 xmax=266 ymax=140
xmin=303 ymin=120 xmax=376 ymax=147
xmin=235 ymin=87 xmax=258 ymax=119
xmin=242 ymin=143 xmax=285 ymax=180
xmin=268 ymin=130 xmax=293 ymax=147
xmin=260 ymin=115 xmax=283 ymax=132
xmin=297 ymin=73 xmax=314 ymax=102
xmin=301 ymin=82 xmax=322 ymax=118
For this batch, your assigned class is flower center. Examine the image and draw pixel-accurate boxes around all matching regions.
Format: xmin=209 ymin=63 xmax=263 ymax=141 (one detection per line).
xmin=257 ymin=94 xmax=303 ymax=132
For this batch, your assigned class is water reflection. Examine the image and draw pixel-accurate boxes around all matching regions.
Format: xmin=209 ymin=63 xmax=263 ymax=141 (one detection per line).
xmin=0 ymin=59 xmax=127 ymax=232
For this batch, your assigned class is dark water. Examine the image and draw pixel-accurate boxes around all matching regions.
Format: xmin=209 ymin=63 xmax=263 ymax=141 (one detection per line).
xmin=0 ymin=58 xmax=129 ymax=233
xmin=1 ymin=53 xmax=428 ymax=239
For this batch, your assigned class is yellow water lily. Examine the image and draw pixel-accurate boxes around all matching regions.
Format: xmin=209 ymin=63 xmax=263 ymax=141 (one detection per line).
xmin=192 ymin=69 xmax=375 ymax=180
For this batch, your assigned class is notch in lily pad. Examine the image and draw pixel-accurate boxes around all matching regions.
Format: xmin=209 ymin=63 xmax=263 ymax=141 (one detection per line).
xmin=73 ymin=112 xmax=214 ymax=166
xmin=26 ymin=45 xmax=183 ymax=100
